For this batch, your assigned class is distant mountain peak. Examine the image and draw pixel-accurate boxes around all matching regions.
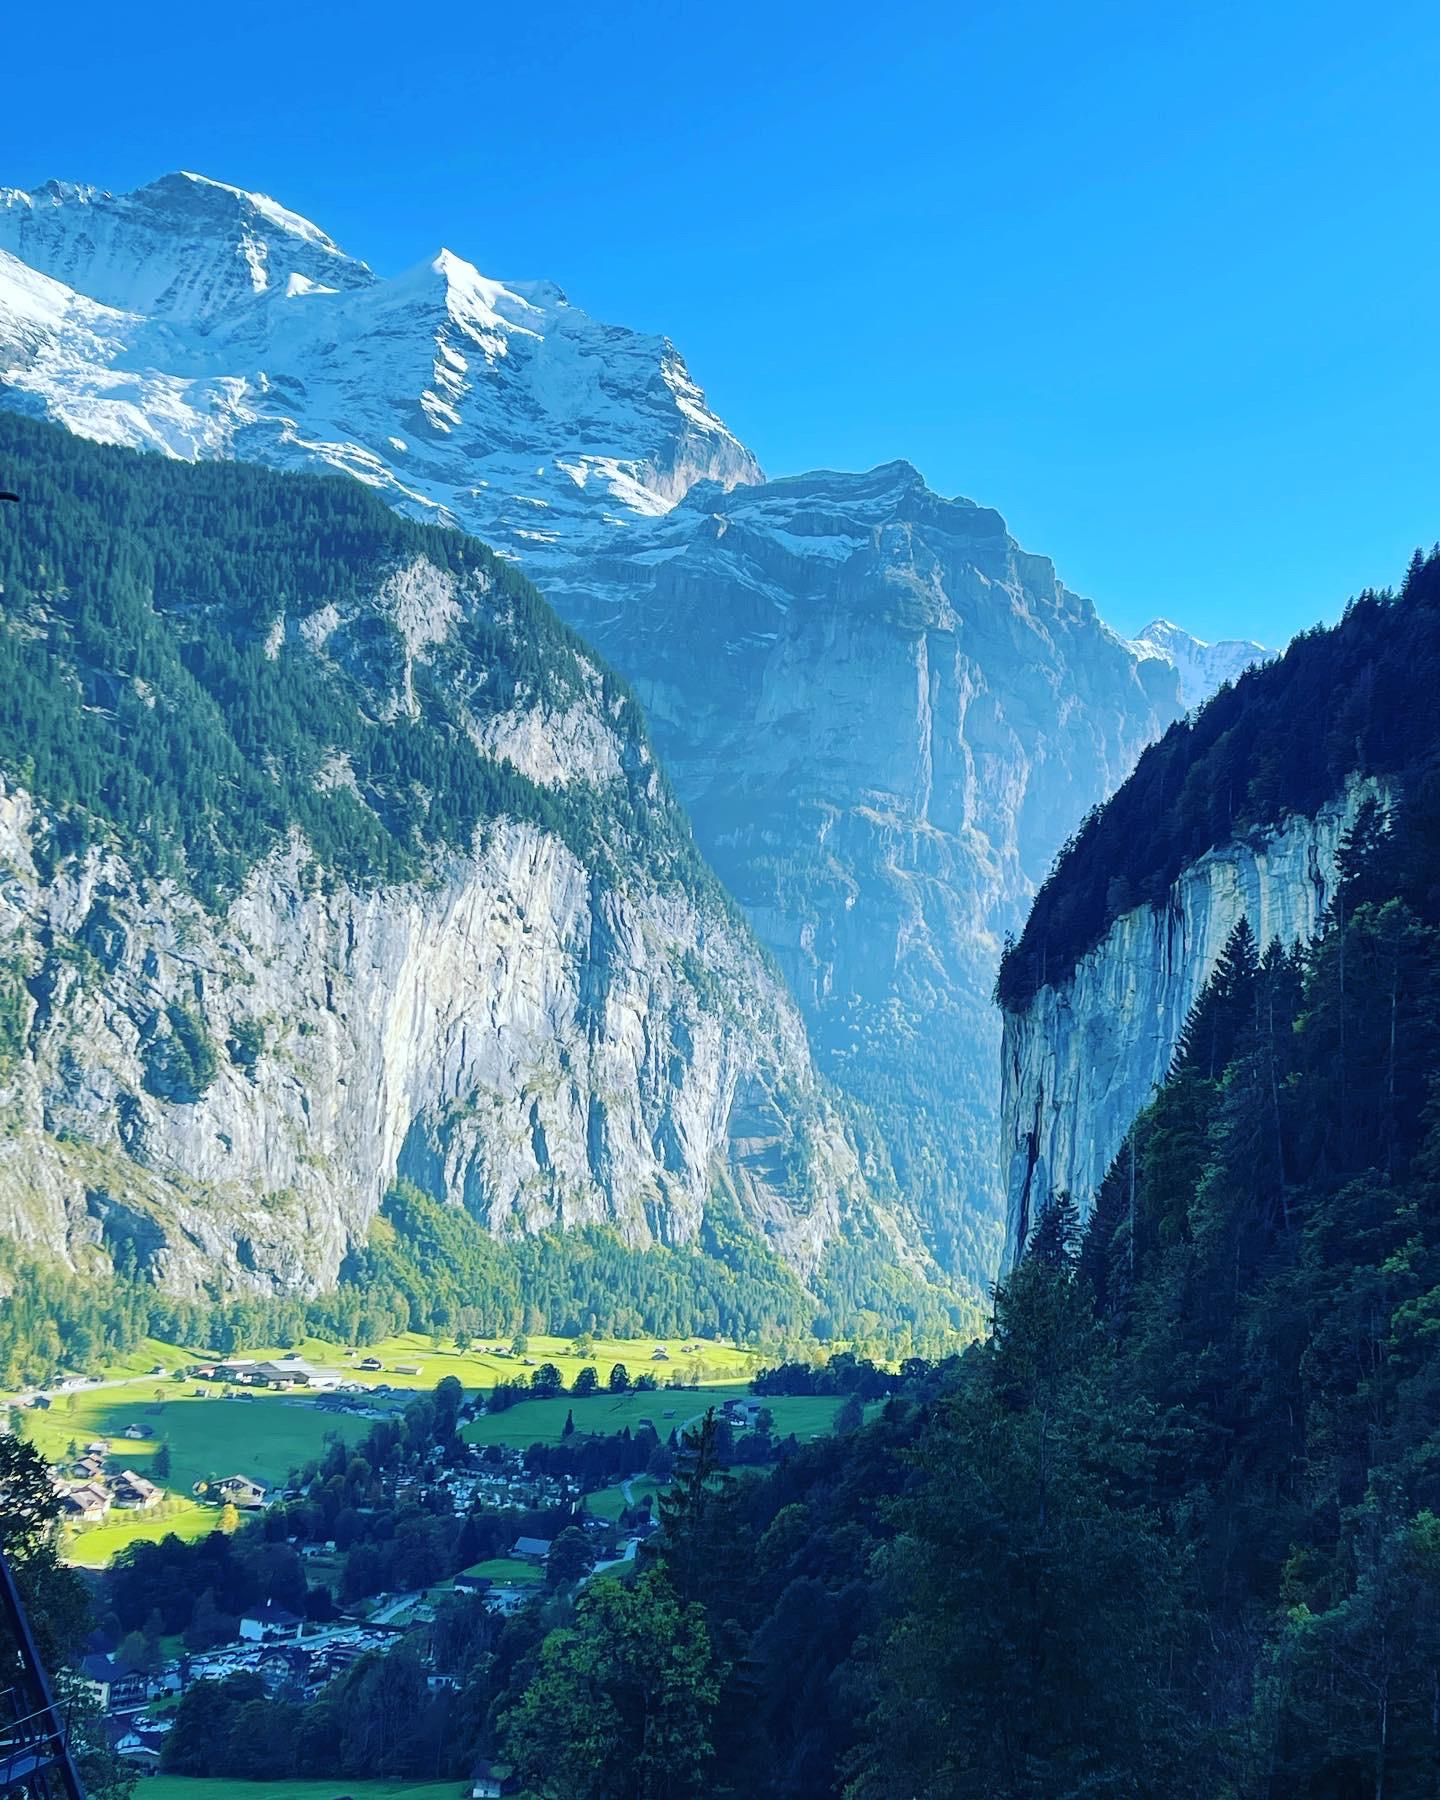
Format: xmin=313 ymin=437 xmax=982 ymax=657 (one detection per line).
xmin=1125 ymin=618 xmax=1271 ymax=708
xmin=0 ymin=169 xmax=370 ymax=322
xmin=0 ymin=169 xmax=760 ymax=551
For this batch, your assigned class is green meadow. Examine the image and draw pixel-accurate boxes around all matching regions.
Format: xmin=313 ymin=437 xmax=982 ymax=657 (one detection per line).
xmin=6 ymin=1329 xmax=773 ymax=1564
xmin=584 ymin=1475 xmax=664 ymax=1522
xmin=456 ymin=1555 xmax=545 ymax=1587
xmin=463 ymin=1385 xmax=849 ymax=1451
xmin=181 ymin=1329 xmax=763 ymax=1396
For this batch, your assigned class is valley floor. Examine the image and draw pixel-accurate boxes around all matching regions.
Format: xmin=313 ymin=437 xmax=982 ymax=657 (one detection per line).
xmin=4 ymin=1330 xmax=768 ymax=1565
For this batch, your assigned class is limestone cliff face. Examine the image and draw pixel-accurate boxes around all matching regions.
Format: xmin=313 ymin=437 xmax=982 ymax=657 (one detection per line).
xmin=0 ymin=784 xmax=867 ymax=1296
xmin=0 ymin=419 xmax=880 ymax=1301
xmin=0 ymin=774 xmax=867 ymax=1299
xmin=999 ymin=777 xmax=1389 ymax=1263
xmin=545 ymin=463 xmax=1184 ymax=1282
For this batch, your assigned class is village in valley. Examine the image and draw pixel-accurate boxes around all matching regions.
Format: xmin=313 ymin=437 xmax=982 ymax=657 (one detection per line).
xmin=2 ymin=1330 xmax=864 ymax=1790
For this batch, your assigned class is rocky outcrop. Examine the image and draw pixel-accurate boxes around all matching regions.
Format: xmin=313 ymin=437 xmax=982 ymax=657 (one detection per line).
xmin=0 ymin=777 xmax=871 ymax=1299
xmin=548 ymin=463 xmax=1184 ymax=1282
xmin=999 ymin=777 xmax=1389 ymax=1263
xmin=0 ymin=416 xmax=888 ymax=1301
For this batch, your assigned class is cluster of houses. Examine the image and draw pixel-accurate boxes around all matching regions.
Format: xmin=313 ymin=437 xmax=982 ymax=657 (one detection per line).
xmin=49 ymin=1433 xmax=276 ymax=1527
xmin=79 ymin=1615 xmax=405 ymax=1773
xmin=191 ymin=1354 xmax=353 ymax=1391
xmin=437 ymin=1454 xmax=580 ymax=1515
xmin=53 ymin=1439 xmax=165 ymax=1523
xmin=188 ymin=1350 xmax=430 ymax=1391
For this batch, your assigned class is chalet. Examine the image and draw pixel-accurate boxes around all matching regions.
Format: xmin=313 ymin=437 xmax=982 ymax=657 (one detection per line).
xmin=453 ymin=1572 xmax=493 ymax=1594
xmin=106 ymin=1668 xmax=151 ymax=1712
xmin=84 ymin=1440 xmax=109 ymax=1456
xmin=358 ymin=1356 xmax=383 ymax=1371
xmin=650 ymin=1348 xmax=670 ymax=1361
xmin=393 ymin=1363 xmax=423 ymax=1376
xmin=122 ymin=1423 xmax=154 ymax=1440
xmin=238 ymin=1600 xmax=303 ymax=1642
xmin=60 ymin=1484 xmax=111 ymax=1522
xmin=510 ymin=1536 xmax=552 ymax=1564
xmin=79 ymin=1652 xmax=114 ymax=1710
xmin=113 ymin=1724 xmax=166 ymax=1769
xmin=213 ymin=1473 xmax=268 ymax=1509
xmin=112 ymin=1470 xmax=161 ymax=1509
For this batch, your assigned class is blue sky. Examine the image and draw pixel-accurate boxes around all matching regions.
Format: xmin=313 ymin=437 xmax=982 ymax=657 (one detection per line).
xmin=4 ymin=0 xmax=1437 ymax=643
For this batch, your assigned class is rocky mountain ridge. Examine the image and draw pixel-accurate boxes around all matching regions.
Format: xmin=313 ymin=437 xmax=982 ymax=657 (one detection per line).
xmin=0 ymin=415 xmax=920 ymax=1310
xmin=0 ymin=173 xmax=760 ymax=567
xmin=549 ymin=459 xmax=1184 ymax=1278
xmin=0 ymin=171 xmax=1262 ymax=1293
xmin=1124 ymin=617 xmax=1270 ymax=708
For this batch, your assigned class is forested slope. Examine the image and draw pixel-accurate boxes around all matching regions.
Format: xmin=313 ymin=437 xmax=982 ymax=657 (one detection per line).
xmin=495 ymin=554 xmax=1440 ymax=1795
xmin=999 ymin=548 xmax=1440 ymax=1010
xmin=0 ymin=413 xmax=958 ymax=1338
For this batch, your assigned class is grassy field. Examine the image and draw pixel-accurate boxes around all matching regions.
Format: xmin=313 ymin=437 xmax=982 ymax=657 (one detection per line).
xmin=7 ymin=1329 xmax=769 ymax=1566
xmin=459 ymin=1555 xmax=545 ymax=1586
xmin=585 ymin=1475 xmax=663 ymax=1522
xmin=62 ymin=1499 xmax=216 ymax=1567
xmin=140 ymin=1780 xmax=465 ymax=1800
xmin=462 ymin=1383 xmax=748 ymax=1450
xmin=144 ymin=1329 xmax=764 ymax=1397
xmin=4 ymin=1330 xmax=762 ymax=1412
xmin=463 ymin=1384 xmax=850 ymax=1451
xmin=18 ymin=1379 xmax=373 ymax=1565
xmin=23 ymin=1386 xmax=372 ymax=1495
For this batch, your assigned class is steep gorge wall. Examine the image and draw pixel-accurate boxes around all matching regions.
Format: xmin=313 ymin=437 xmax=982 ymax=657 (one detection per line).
xmin=999 ymin=777 xmax=1388 ymax=1263
xmin=553 ymin=464 xmax=1183 ymax=1282
xmin=0 ymin=782 xmax=867 ymax=1298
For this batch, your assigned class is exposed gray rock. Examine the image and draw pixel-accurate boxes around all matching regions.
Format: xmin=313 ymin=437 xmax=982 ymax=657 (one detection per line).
xmin=998 ymin=776 xmax=1391 ymax=1264
xmin=0 ymin=533 xmax=885 ymax=1299
xmin=545 ymin=464 xmax=1184 ymax=1282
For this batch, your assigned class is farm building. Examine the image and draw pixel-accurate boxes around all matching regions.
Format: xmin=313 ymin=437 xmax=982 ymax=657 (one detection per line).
xmin=212 ymin=1473 xmax=268 ymax=1509
xmin=112 ymin=1470 xmax=161 ymax=1509
xmin=239 ymin=1600 xmax=303 ymax=1642
xmin=60 ymin=1484 xmax=111 ymax=1522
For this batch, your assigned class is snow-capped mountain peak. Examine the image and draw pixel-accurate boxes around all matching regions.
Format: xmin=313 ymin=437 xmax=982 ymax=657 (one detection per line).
xmin=0 ymin=171 xmax=370 ymax=324
xmin=1124 ymin=617 xmax=1271 ymax=708
xmin=0 ymin=171 xmax=761 ymax=553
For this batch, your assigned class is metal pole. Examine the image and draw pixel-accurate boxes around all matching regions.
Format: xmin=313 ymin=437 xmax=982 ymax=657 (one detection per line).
xmin=0 ymin=1546 xmax=86 ymax=1799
